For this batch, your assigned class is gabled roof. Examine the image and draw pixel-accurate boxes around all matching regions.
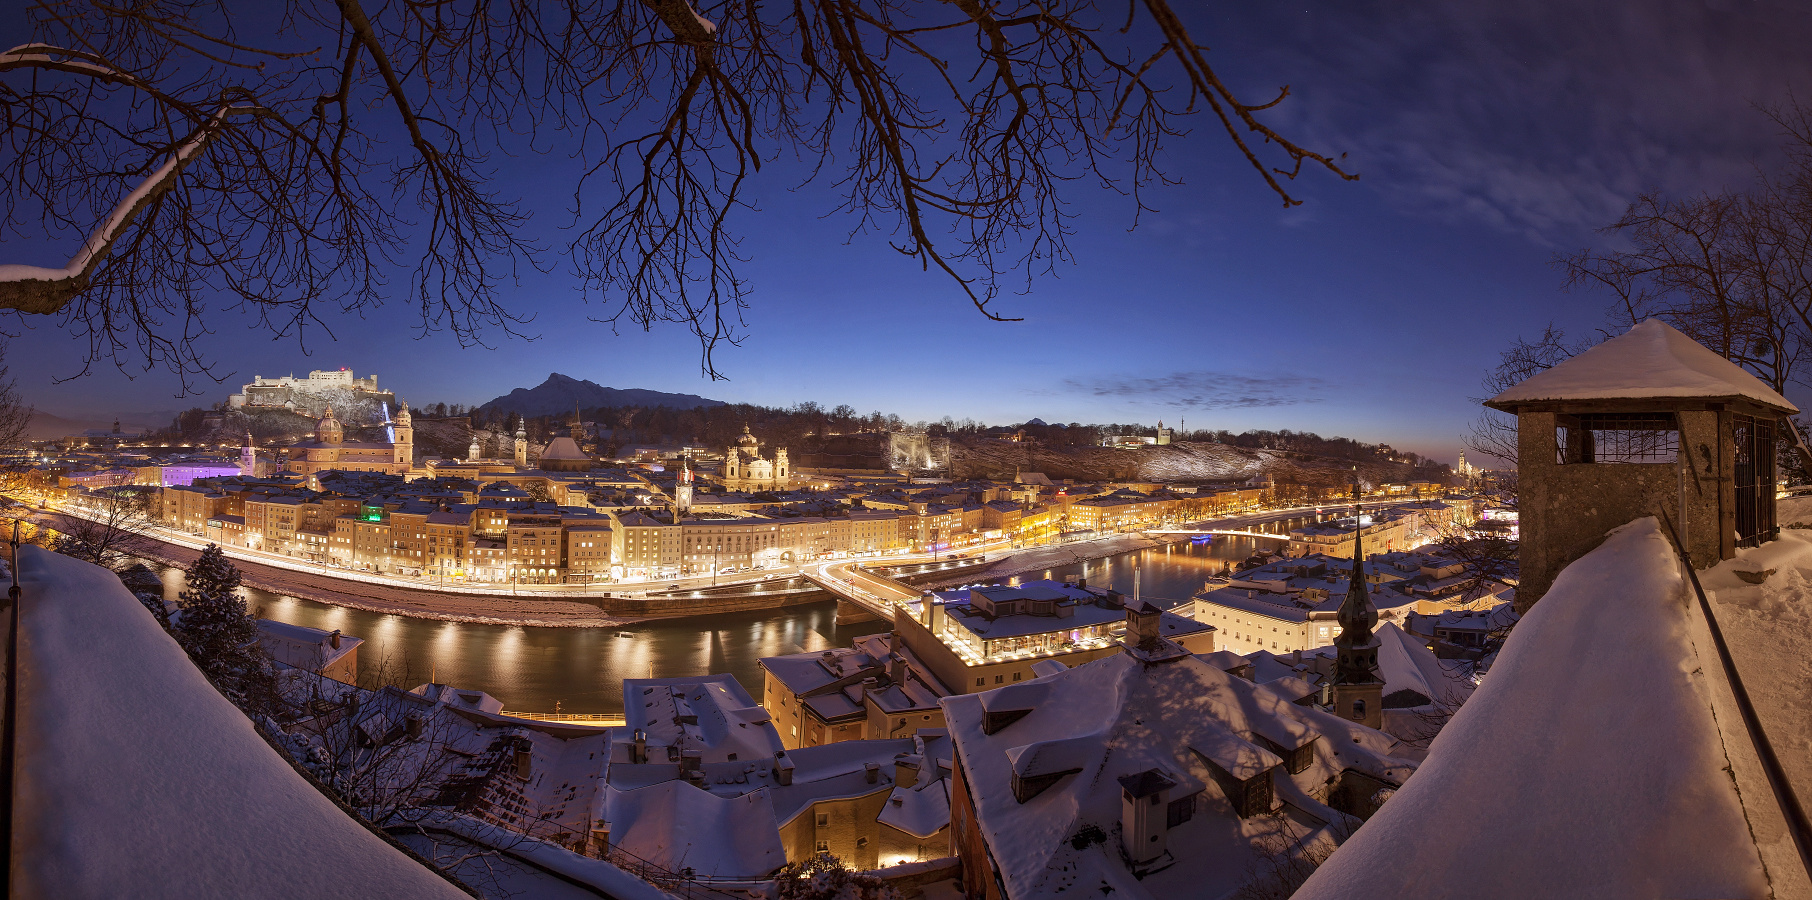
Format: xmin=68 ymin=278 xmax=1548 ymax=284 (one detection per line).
xmin=942 ymin=649 xmax=1412 ymax=900
xmin=1486 ymin=319 xmax=1796 ymax=413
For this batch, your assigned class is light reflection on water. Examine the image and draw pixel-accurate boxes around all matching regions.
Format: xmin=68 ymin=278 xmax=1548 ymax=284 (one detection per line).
xmin=152 ymin=563 xmax=886 ymax=717
xmin=146 ymin=513 xmax=1322 ymax=716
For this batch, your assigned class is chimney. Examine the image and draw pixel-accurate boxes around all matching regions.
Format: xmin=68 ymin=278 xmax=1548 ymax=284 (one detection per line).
xmin=1077 ymin=576 xmax=1087 ymax=590
xmin=861 ymin=676 xmax=879 ymax=698
xmin=680 ymin=750 xmax=703 ymax=773
xmin=329 ymin=629 xmax=341 ymax=650
xmin=1127 ymin=602 xmax=1161 ymax=652
xmin=865 ymin=762 xmax=880 ymax=784
xmin=590 ymin=820 xmax=611 ymax=853
xmin=888 ymin=653 xmax=907 ymax=686
xmin=775 ymin=751 xmax=795 ymax=786
xmin=405 ymin=714 xmax=424 ymax=740
xmin=632 ymin=729 xmax=647 ymax=764
xmin=926 ymin=595 xmax=943 ymax=632
xmin=514 ymin=743 xmax=533 ymax=781
xmin=895 ymin=758 xmax=921 ymax=789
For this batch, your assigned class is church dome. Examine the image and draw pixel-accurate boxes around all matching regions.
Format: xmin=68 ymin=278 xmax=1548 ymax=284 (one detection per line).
xmin=317 ymin=407 xmax=344 ymax=444
xmin=736 ymin=424 xmax=759 ymax=447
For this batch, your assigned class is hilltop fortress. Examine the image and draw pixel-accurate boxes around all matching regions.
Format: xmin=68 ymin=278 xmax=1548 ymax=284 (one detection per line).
xmin=229 ymin=368 xmax=395 ymax=419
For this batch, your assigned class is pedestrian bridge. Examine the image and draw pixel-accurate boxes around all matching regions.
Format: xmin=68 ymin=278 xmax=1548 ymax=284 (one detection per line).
xmin=1144 ymin=529 xmax=1293 ymax=540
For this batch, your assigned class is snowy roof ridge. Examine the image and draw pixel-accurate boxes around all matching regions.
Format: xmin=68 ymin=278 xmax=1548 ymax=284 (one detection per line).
xmin=1487 ymin=318 xmax=1796 ymax=412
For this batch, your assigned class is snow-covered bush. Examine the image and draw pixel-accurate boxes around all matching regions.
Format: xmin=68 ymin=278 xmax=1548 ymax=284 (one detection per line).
xmin=773 ymin=855 xmax=899 ymax=900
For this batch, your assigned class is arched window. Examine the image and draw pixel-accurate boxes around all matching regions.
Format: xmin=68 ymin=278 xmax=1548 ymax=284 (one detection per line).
xmin=1352 ymin=699 xmax=1367 ymax=720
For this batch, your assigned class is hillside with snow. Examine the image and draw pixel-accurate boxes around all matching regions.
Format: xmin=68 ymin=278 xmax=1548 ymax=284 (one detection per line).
xmin=949 ymin=438 xmax=1439 ymax=486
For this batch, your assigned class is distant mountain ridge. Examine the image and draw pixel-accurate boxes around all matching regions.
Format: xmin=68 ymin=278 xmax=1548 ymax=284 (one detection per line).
xmin=475 ymin=373 xmax=724 ymax=418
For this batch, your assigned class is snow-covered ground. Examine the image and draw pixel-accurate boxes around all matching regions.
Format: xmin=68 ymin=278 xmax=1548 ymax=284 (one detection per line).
xmin=1296 ymin=518 xmax=1774 ymax=900
xmin=1702 ymin=523 xmax=1812 ymax=805
xmin=13 ymin=545 xmax=469 ymax=898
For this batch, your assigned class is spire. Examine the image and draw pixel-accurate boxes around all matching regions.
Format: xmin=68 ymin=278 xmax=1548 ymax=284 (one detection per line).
xmin=1334 ymin=475 xmax=1381 ymax=686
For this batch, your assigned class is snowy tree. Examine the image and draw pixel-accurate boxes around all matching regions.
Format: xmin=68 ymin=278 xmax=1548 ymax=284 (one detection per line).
xmin=1 ymin=1 xmax=1355 ymax=383
xmin=773 ymin=855 xmax=899 ymax=900
xmin=174 ymin=544 xmax=276 ymax=710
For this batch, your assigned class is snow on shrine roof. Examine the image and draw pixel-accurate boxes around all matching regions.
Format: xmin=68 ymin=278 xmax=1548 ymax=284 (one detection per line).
xmin=1487 ymin=318 xmax=1796 ymax=412
xmin=12 ymin=546 xmax=466 ymax=898
xmin=1294 ymin=518 xmax=1771 ymax=900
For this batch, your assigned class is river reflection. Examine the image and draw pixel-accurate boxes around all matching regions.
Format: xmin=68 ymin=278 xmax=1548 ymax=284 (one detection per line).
xmin=154 ymin=565 xmax=887 ymax=716
xmin=149 ymin=512 xmax=1323 ymax=716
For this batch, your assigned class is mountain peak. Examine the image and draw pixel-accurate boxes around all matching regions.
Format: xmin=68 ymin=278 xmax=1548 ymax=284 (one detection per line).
xmin=476 ymin=376 xmax=724 ymax=419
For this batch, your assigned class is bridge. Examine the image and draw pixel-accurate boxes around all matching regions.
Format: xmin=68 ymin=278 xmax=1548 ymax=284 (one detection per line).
xmin=1143 ymin=529 xmax=1293 ymax=540
xmin=804 ymin=561 xmax=921 ymax=624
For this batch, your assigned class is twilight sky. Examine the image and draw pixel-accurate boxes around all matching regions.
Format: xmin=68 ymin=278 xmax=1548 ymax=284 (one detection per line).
xmin=7 ymin=0 xmax=1812 ymax=464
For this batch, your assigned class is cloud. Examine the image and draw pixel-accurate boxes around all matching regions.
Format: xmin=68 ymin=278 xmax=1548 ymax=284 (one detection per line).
xmin=1056 ymin=372 xmax=1327 ymax=410
xmin=1212 ymin=0 xmax=1812 ymax=245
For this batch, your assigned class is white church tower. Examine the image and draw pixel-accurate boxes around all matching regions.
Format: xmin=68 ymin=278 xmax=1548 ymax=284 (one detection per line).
xmin=240 ymin=432 xmax=258 ymax=477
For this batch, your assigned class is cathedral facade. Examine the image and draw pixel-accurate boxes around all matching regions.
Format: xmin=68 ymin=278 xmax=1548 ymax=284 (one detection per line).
xmin=721 ymin=425 xmax=789 ymax=491
xmin=281 ymin=403 xmax=414 ymax=479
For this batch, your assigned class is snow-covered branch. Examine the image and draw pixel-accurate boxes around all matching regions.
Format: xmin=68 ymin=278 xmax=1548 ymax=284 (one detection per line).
xmin=0 ymin=45 xmax=255 ymax=316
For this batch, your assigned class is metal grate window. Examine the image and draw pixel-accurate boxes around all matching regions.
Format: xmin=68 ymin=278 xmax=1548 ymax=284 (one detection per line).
xmin=1555 ymin=413 xmax=1678 ymax=464
xmin=1734 ymin=414 xmax=1777 ymax=548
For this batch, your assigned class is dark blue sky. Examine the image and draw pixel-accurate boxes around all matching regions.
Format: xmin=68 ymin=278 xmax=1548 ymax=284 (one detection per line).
xmin=9 ymin=0 xmax=1812 ymax=463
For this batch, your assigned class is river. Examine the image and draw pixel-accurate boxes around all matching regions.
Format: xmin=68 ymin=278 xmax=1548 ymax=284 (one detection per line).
xmin=152 ymin=513 xmax=1328 ymax=715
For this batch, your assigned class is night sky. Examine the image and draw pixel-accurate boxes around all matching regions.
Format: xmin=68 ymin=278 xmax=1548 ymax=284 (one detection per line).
xmin=7 ymin=0 xmax=1811 ymax=463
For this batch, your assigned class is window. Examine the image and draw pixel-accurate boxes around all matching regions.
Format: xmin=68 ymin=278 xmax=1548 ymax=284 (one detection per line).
xmin=856 ymin=838 xmax=868 ymax=849
xmin=816 ymin=813 xmax=828 ymax=827
xmin=1167 ymin=794 xmax=1195 ymax=827
xmin=1555 ymin=413 xmax=1677 ymax=464
xmin=995 ymin=675 xmax=1004 ymax=684
xmin=815 ymin=841 xmax=829 ymax=853
xmin=976 ymin=678 xmax=985 ymax=687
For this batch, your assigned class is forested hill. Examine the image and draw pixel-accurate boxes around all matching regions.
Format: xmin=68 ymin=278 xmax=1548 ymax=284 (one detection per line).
xmin=474 ymin=374 xmax=724 ymax=419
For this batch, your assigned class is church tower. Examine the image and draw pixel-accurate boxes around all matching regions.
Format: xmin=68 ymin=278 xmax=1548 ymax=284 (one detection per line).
xmin=571 ymin=402 xmax=585 ymax=442
xmin=394 ymin=398 xmax=413 ymax=471
xmin=240 ymin=432 xmax=257 ymax=477
xmin=775 ymin=447 xmax=789 ymax=482
xmin=514 ymin=423 xmax=529 ymax=467
xmin=468 ymin=432 xmax=482 ymax=462
xmin=1332 ymin=486 xmax=1384 ymax=730
xmin=676 ymin=453 xmax=694 ymax=515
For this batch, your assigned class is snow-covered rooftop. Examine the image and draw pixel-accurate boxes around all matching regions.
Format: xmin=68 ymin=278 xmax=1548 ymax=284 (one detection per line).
xmin=13 ymin=545 xmax=467 ymax=898
xmin=1295 ymin=518 xmax=1773 ymax=899
xmin=942 ymin=646 xmax=1413 ymax=900
xmin=1487 ymin=318 xmax=1797 ymax=412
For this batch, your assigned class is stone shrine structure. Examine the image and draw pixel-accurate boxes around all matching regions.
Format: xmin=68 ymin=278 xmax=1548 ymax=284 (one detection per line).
xmin=1486 ymin=319 xmax=1797 ymax=608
